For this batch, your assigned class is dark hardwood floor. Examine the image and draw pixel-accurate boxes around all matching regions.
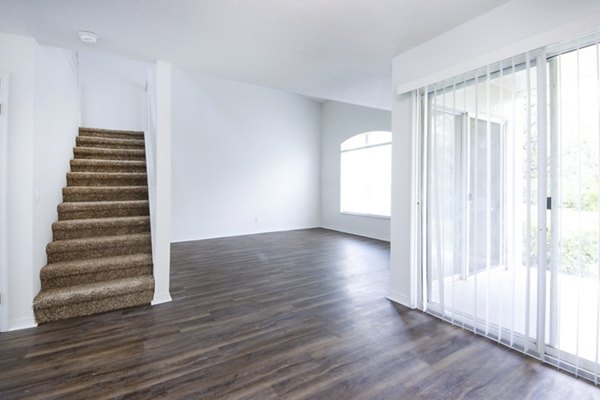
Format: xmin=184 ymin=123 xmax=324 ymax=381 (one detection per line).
xmin=0 ymin=228 xmax=597 ymax=399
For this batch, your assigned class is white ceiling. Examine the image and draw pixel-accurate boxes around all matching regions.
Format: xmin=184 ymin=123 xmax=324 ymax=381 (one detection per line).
xmin=0 ymin=0 xmax=509 ymax=110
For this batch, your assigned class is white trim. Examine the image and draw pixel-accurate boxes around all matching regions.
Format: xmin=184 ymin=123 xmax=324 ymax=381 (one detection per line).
xmin=340 ymin=142 xmax=391 ymax=153
xmin=409 ymin=90 xmax=421 ymax=311
xmin=318 ymin=225 xmax=390 ymax=242
xmin=151 ymin=292 xmax=172 ymax=305
xmin=8 ymin=316 xmax=37 ymax=331
xmin=387 ymin=290 xmax=415 ymax=309
xmin=339 ymin=211 xmax=390 ymax=220
xmin=172 ymin=226 xmax=327 ymax=244
xmin=0 ymin=73 xmax=9 ymax=333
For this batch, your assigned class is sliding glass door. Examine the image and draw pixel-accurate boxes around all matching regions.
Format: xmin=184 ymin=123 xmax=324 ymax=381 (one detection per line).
xmin=546 ymin=42 xmax=600 ymax=380
xmin=423 ymin=36 xmax=600 ymax=381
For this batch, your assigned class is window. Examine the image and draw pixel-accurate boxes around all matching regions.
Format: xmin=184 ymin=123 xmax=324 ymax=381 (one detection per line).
xmin=340 ymin=131 xmax=392 ymax=217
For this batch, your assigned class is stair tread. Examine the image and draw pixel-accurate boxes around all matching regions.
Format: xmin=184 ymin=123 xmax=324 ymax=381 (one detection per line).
xmin=67 ymin=172 xmax=148 ymax=178
xmin=34 ymin=275 xmax=154 ymax=309
xmin=67 ymin=172 xmax=148 ymax=187
xmin=62 ymin=186 xmax=149 ymax=202
xmin=41 ymin=253 xmax=153 ymax=279
xmin=74 ymin=147 xmax=145 ymax=155
xmin=77 ymin=136 xmax=145 ymax=145
xmin=47 ymin=233 xmax=151 ymax=251
xmin=75 ymin=146 xmax=145 ymax=152
xmin=58 ymin=200 xmax=148 ymax=210
xmin=54 ymin=216 xmax=150 ymax=229
xmin=63 ymin=186 xmax=148 ymax=192
xmin=71 ymin=159 xmax=147 ymax=166
xmin=80 ymin=127 xmax=144 ymax=135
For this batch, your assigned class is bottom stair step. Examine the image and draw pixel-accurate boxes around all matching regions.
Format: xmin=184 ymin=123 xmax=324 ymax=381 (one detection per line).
xmin=40 ymin=253 xmax=153 ymax=289
xmin=34 ymin=276 xmax=154 ymax=324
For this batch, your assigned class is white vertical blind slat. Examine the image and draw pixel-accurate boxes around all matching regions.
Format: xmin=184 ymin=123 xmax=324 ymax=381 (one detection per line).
xmin=536 ymin=49 xmax=548 ymax=357
xmin=498 ymin=60 xmax=505 ymax=344
xmin=485 ymin=65 xmax=492 ymax=337
xmin=556 ymin=45 xmax=563 ymax=372
xmin=451 ymin=78 xmax=457 ymax=326
xmin=422 ymin=87 xmax=429 ymax=312
xmin=473 ymin=74 xmax=480 ymax=333
xmin=524 ymin=52 xmax=532 ymax=347
xmin=461 ymin=75 xmax=469 ymax=332
xmin=595 ymin=38 xmax=600 ymax=385
xmin=440 ymin=86 xmax=446 ymax=315
xmin=510 ymin=58 xmax=517 ymax=348
xmin=574 ymin=42 xmax=582 ymax=378
xmin=432 ymin=90 xmax=444 ymax=314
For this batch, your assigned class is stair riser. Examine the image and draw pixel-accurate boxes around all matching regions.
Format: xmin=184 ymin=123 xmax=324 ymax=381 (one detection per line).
xmin=59 ymin=206 xmax=149 ymax=220
xmin=53 ymin=222 xmax=150 ymax=240
xmin=34 ymin=290 xmax=154 ymax=324
xmin=70 ymin=163 xmax=147 ymax=174
xmin=74 ymin=149 xmax=145 ymax=161
xmin=42 ymin=266 xmax=153 ymax=290
xmin=76 ymin=137 xmax=145 ymax=150
xmin=47 ymin=241 xmax=152 ymax=263
xmin=79 ymin=130 xmax=145 ymax=141
xmin=63 ymin=188 xmax=149 ymax=202
xmin=67 ymin=175 xmax=148 ymax=187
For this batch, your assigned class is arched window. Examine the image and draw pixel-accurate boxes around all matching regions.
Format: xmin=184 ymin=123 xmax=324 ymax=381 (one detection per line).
xmin=340 ymin=131 xmax=392 ymax=217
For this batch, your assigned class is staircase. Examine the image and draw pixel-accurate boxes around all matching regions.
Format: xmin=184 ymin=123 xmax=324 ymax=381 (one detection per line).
xmin=33 ymin=127 xmax=155 ymax=324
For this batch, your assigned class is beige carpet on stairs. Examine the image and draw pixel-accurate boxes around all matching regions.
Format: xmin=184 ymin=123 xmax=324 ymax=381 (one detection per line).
xmin=33 ymin=127 xmax=155 ymax=324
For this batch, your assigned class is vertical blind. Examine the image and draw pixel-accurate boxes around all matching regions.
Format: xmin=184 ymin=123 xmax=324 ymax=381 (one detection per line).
xmin=419 ymin=30 xmax=600 ymax=383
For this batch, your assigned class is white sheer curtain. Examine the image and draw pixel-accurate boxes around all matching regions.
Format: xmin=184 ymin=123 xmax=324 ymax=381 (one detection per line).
xmin=420 ymin=30 xmax=600 ymax=383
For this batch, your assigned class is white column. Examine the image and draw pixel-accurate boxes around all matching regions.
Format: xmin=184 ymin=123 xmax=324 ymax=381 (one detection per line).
xmin=152 ymin=61 xmax=172 ymax=305
xmin=388 ymin=91 xmax=418 ymax=308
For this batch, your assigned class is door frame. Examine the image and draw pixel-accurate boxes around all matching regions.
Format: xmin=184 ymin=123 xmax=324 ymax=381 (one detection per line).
xmin=418 ymin=35 xmax=600 ymax=384
xmin=0 ymin=73 xmax=9 ymax=332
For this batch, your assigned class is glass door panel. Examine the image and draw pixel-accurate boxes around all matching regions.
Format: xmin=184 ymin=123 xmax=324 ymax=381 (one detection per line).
xmin=426 ymin=62 xmax=539 ymax=346
xmin=547 ymin=43 xmax=600 ymax=374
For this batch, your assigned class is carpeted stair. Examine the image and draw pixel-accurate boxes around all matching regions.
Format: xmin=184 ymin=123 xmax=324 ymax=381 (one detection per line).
xmin=33 ymin=127 xmax=155 ymax=324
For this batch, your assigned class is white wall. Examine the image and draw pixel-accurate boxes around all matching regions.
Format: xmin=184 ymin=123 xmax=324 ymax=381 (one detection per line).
xmin=79 ymin=49 xmax=149 ymax=131
xmin=0 ymin=32 xmax=36 ymax=330
xmin=171 ymin=68 xmax=321 ymax=242
xmin=32 ymin=45 xmax=80 ymax=298
xmin=320 ymin=100 xmax=391 ymax=241
xmin=0 ymin=33 xmax=80 ymax=331
xmin=389 ymin=0 xmax=600 ymax=309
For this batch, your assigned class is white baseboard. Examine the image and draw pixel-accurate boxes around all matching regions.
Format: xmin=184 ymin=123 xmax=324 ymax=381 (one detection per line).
xmin=321 ymin=225 xmax=390 ymax=242
xmin=152 ymin=292 xmax=172 ymax=305
xmin=387 ymin=290 xmax=416 ymax=309
xmin=8 ymin=316 xmax=37 ymax=331
xmin=171 ymin=226 xmax=321 ymax=244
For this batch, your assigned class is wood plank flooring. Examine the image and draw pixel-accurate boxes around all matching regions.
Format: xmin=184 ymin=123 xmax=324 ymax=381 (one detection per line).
xmin=0 ymin=228 xmax=598 ymax=399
